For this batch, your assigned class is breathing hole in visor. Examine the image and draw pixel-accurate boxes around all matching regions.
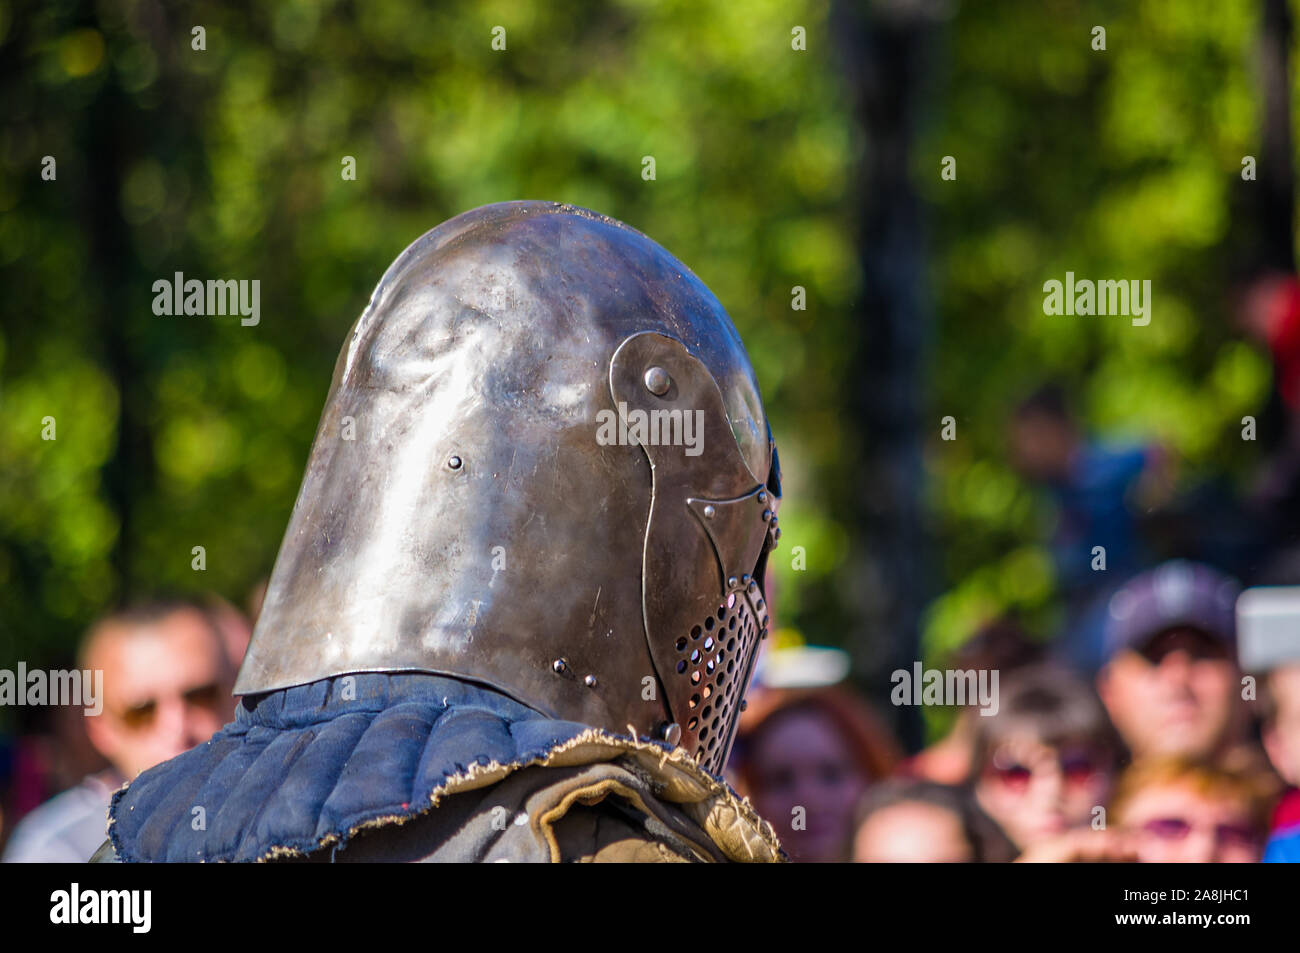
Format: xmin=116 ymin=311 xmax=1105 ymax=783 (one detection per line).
xmin=670 ymin=596 xmax=761 ymax=773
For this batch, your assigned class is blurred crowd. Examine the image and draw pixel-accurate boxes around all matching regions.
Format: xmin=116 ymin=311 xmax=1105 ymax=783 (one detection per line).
xmin=731 ymin=575 xmax=1297 ymax=863
xmin=7 ymin=276 xmax=1300 ymax=863
xmin=724 ymin=284 xmax=1300 ymax=862
xmin=5 ymin=551 xmax=1299 ymax=864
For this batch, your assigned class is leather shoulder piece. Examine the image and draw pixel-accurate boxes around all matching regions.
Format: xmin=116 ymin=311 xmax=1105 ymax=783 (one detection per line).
xmin=89 ymin=838 xmax=120 ymax=863
xmin=317 ymin=749 xmax=783 ymax=862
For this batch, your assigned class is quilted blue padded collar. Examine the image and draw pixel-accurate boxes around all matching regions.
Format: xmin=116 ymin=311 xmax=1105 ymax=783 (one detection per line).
xmin=107 ymin=672 xmax=603 ymax=862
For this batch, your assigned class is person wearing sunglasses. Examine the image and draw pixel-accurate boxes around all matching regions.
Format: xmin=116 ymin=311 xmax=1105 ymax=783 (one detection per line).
xmin=1111 ymin=756 xmax=1274 ymax=862
xmin=971 ymin=665 xmax=1120 ymax=856
xmin=2 ymin=597 xmax=234 ymax=862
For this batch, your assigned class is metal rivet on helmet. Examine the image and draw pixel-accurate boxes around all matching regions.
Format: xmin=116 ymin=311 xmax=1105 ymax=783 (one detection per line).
xmin=447 ymin=455 xmax=463 ymax=470
xmin=662 ymin=722 xmax=682 ymax=746
xmin=552 ymin=658 xmax=568 ymax=674
xmin=584 ymin=674 xmax=597 ymax=688
xmin=703 ymin=504 xmax=716 ymax=519
xmin=644 ymin=366 xmax=672 ymax=396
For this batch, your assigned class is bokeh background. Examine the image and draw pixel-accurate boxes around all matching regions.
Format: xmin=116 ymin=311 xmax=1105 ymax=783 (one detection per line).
xmin=0 ymin=0 xmax=1289 ymax=748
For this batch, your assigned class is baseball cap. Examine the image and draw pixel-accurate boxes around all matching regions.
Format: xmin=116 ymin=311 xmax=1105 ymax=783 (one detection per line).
xmin=1104 ymin=560 xmax=1240 ymax=660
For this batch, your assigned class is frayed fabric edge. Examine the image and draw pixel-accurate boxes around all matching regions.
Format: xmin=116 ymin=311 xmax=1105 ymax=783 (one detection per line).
xmin=107 ymin=726 xmax=785 ymax=863
xmin=250 ymin=727 xmax=784 ymax=863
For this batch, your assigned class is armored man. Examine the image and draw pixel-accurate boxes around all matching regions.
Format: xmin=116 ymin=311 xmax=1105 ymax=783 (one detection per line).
xmin=94 ymin=201 xmax=784 ymax=863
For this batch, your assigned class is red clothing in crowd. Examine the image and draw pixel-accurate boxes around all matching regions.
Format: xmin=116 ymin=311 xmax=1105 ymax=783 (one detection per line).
xmin=1264 ymin=276 xmax=1300 ymax=410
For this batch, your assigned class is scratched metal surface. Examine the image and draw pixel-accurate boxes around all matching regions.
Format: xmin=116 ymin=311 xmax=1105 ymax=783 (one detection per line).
xmin=235 ymin=201 xmax=779 ymax=773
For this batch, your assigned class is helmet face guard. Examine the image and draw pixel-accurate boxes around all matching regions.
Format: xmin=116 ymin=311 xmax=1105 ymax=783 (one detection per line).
xmin=234 ymin=201 xmax=779 ymax=775
xmin=609 ymin=331 xmax=779 ymax=773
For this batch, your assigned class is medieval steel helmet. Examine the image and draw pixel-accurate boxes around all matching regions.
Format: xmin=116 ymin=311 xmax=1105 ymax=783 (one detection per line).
xmin=234 ymin=201 xmax=781 ymax=776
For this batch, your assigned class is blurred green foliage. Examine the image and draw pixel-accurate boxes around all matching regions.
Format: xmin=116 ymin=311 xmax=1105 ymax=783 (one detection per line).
xmin=0 ymin=0 xmax=857 ymax=674
xmin=918 ymin=0 xmax=1273 ymax=678
xmin=0 ymin=0 xmax=1288 ymax=745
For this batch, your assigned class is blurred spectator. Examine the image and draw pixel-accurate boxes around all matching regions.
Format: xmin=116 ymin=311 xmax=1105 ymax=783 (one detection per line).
xmin=902 ymin=617 xmax=1044 ymax=785
xmin=2 ymin=597 xmax=235 ymax=862
xmin=852 ymin=778 xmax=1017 ymax=863
xmin=733 ymin=682 xmax=901 ymax=862
xmin=1008 ymin=384 xmax=1168 ymax=673
xmin=1112 ymin=757 xmax=1275 ymax=863
xmin=1235 ymin=578 xmax=1300 ymax=860
xmin=1259 ymin=665 xmax=1300 ymax=860
xmin=1096 ymin=560 xmax=1249 ymax=764
xmin=971 ymin=665 xmax=1119 ymax=854
xmin=1234 ymin=584 xmax=1300 ymax=859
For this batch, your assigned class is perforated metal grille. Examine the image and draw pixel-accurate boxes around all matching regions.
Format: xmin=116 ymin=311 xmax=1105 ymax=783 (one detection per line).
xmin=670 ymin=588 xmax=766 ymax=775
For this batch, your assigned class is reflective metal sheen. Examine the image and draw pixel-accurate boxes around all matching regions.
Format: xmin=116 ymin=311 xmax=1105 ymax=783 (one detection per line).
xmin=234 ymin=201 xmax=781 ymax=776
